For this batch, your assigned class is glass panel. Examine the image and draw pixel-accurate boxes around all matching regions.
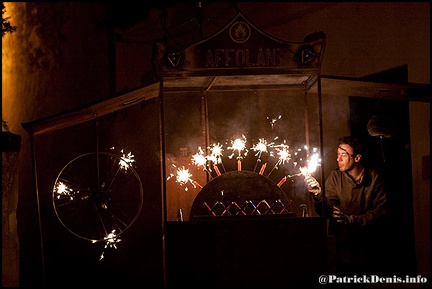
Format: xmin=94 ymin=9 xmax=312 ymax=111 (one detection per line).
xmin=163 ymin=87 xmax=322 ymax=221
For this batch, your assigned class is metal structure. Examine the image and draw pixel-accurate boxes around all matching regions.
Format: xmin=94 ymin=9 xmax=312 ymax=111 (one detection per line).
xmin=154 ymin=12 xmax=327 ymax=222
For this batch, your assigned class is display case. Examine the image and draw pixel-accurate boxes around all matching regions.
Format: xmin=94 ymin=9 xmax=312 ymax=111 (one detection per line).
xmin=154 ymin=14 xmax=329 ymax=285
xmin=154 ymin=13 xmax=326 ymax=222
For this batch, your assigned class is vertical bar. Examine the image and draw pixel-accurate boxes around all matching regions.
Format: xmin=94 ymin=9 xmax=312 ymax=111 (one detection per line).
xmin=304 ymin=90 xmax=310 ymax=157
xmin=29 ymin=133 xmax=46 ymax=287
xmin=158 ymin=81 xmax=167 ymax=288
xmin=317 ymin=74 xmax=326 ymax=217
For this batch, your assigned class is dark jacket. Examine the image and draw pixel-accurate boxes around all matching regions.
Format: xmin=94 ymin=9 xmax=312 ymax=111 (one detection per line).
xmin=313 ymin=166 xmax=387 ymax=272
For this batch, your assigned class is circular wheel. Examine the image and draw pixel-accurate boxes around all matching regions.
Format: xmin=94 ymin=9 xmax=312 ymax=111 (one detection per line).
xmin=52 ymin=152 xmax=143 ymax=242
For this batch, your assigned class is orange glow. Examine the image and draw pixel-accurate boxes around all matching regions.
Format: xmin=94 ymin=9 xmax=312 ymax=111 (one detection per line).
xmin=2 ymin=3 xmax=21 ymax=133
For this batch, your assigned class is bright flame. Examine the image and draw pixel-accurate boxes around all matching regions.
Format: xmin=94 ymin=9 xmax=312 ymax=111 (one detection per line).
xmin=228 ymin=135 xmax=248 ymax=159
xmin=167 ymin=165 xmax=201 ymax=191
xmin=267 ymin=115 xmax=282 ymax=128
xmin=56 ymin=181 xmax=68 ymax=194
xmin=207 ymin=143 xmax=224 ymax=164
xmin=99 ymin=229 xmax=122 ymax=261
xmin=274 ymin=143 xmax=291 ymax=165
xmin=251 ymin=138 xmax=268 ymax=155
xmin=299 ymin=151 xmax=321 ymax=176
xmin=119 ymin=149 xmax=135 ymax=171
xmin=176 ymin=166 xmax=193 ymax=184
xmin=192 ymin=147 xmax=207 ymax=167
xmin=55 ymin=181 xmax=77 ymax=200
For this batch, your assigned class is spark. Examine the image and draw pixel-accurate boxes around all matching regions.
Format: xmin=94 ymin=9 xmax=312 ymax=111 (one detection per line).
xmin=99 ymin=229 xmax=121 ymax=261
xmin=299 ymin=151 xmax=321 ymax=176
xmin=118 ymin=149 xmax=135 ymax=171
xmin=192 ymin=146 xmax=213 ymax=178
xmin=275 ymin=144 xmax=291 ymax=165
xmin=251 ymin=138 xmax=268 ymax=155
xmin=267 ymin=142 xmax=291 ymax=177
xmin=228 ymin=135 xmax=248 ymax=159
xmin=55 ymin=181 xmax=78 ymax=201
xmin=251 ymin=138 xmax=269 ymax=172
xmin=191 ymin=147 xmax=207 ymax=167
xmin=56 ymin=181 xmax=68 ymax=194
xmin=207 ymin=143 xmax=224 ymax=164
xmin=287 ymin=148 xmax=321 ymax=178
xmin=267 ymin=115 xmax=282 ymax=129
xmin=167 ymin=165 xmax=202 ymax=191
xmin=207 ymin=143 xmax=225 ymax=175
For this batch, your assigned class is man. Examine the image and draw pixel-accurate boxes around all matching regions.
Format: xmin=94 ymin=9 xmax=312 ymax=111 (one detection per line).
xmin=305 ymin=136 xmax=387 ymax=275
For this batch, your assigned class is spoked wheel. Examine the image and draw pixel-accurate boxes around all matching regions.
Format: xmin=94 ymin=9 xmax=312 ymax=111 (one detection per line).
xmin=52 ymin=152 xmax=143 ymax=242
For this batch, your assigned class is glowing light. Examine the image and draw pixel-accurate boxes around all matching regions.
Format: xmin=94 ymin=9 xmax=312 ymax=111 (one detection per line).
xmin=267 ymin=142 xmax=291 ymax=177
xmin=56 ymin=182 xmax=68 ymax=194
xmin=299 ymin=152 xmax=321 ymax=176
xmin=207 ymin=143 xmax=225 ymax=175
xmin=251 ymin=138 xmax=268 ymax=155
xmin=192 ymin=147 xmax=207 ymax=167
xmin=176 ymin=166 xmax=193 ymax=184
xmin=207 ymin=143 xmax=224 ymax=164
xmin=276 ymin=145 xmax=291 ymax=165
xmin=228 ymin=135 xmax=248 ymax=159
xmin=167 ymin=165 xmax=202 ymax=191
xmin=267 ymin=115 xmax=282 ymax=128
xmin=287 ymin=148 xmax=321 ymax=179
xmin=119 ymin=149 xmax=135 ymax=171
xmin=55 ymin=181 xmax=77 ymax=201
xmin=99 ymin=229 xmax=121 ymax=261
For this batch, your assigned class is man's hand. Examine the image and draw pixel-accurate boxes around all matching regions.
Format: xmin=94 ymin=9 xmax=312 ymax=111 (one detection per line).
xmin=304 ymin=175 xmax=322 ymax=196
xmin=332 ymin=206 xmax=354 ymax=224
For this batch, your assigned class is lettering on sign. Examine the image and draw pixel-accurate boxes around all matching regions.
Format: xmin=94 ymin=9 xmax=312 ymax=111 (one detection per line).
xmin=205 ymin=48 xmax=284 ymax=68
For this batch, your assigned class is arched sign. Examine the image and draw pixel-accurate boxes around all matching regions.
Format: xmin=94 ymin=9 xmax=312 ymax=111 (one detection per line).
xmin=154 ymin=13 xmax=326 ymax=78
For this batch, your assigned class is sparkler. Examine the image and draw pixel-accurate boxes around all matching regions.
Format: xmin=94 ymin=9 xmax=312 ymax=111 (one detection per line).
xmin=228 ymin=135 xmax=248 ymax=171
xmin=275 ymin=147 xmax=321 ymax=186
xmin=55 ymin=181 xmax=89 ymax=201
xmin=207 ymin=143 xmax=225 ymax=175
xmin=98 ymin=229 xmax=121 ymax=261
xmin=192 ymin=146 xmax=213 ymax=178
xmin=118 ymin=149 xmax=135 ymax=171
xmin=267 ymin=142 xmax=291 ymax=178
xmin=283 ymin=148 xmax=321 ymax=180
xmin=167 ymin=165 xmax=202 ymax=191
xmin=55 ymin=181 xmax=78 ymax=201
xmin=251 ymin=138 xmax=269 ymax=172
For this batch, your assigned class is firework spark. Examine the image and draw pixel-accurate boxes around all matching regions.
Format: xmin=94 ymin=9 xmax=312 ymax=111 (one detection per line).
xmin=207 ymin=143 xmax=225 ymax=175
xmin=267 ymin=142 xmax=291 ymax=177
xmin=267 ymin=115 xmax=282 ymax=129
xmin=228 ymin=135 xmax=248 ymax=159
xmin=251 ymin=138 xmax=270 ymax=172
xmin=167 ymin=165 xmax=202 ymax=191
xmin=99 ymin=229 xmax=122 ymax=261
xmin=118 ymin=149 xmax=135 ymax=171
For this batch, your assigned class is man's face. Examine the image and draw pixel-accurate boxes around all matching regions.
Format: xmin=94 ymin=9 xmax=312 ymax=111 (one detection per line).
xmin=336 ymin=144 xmax=356 ymax=172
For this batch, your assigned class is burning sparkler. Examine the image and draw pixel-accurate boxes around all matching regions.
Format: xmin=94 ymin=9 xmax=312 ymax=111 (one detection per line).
xmin=118 ymin=149 xmax=135 ymax=171
xmin=167 ymin=165 xmax=202 ymax=191
xmin=228 ymin=135 xmax=248 ymax=171
xmin=192 ymin=146 xmax=213 ymax=178
xmin=54 ymin=181 xmax=78 ymax=201
xmin=276 ymin=146 xmax=321 ymax=187
xmin=98 ymin=229 xmax=122 ymax=261
xmin=282 ymin=147 xmax=321 ymax=183
xmin=267 ymin=141 xmax=291 ymax=177
xmin=207 ymin=143 xmax=225 ymax=175
xmin=251 ymin=138 xmax=269 ymax=172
